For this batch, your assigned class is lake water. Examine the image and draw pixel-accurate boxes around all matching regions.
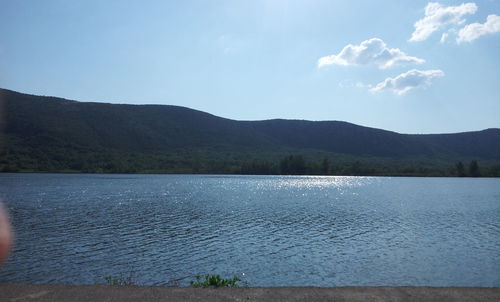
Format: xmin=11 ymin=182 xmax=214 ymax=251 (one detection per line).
xmin=0 ymin=173 xmax=499 ymax=286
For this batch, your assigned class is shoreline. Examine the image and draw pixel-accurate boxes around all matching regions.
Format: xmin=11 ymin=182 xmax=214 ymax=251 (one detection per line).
xmin=2 ymin=171 xmax=499 ymax=178
xmin=1 ymin=284 xmax=499 ymax=302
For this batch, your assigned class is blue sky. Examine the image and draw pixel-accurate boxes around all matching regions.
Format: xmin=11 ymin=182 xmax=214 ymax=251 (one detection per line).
xmin=1 ymin=0 xmax=499 ymax=134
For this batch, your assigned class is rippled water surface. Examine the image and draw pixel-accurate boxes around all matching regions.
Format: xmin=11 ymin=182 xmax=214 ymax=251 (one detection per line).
xmin=0 ymin=174 xmax=499 ymax=286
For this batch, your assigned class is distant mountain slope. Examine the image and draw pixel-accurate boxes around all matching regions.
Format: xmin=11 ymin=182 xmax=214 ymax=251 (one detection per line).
xmin=1 ymin=88 xmax=500 ymax=174
xmin=414 ymin=129 xmax=500 ymax=159
xmin=250 ymin=120 xmax=434 ymax=157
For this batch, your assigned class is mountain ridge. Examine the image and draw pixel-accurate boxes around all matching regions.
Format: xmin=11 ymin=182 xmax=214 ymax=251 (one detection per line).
xmin=4 ymin=87 xmax=497 ymax=135
xmin=1 ymin=88 xmax=499 ymax=175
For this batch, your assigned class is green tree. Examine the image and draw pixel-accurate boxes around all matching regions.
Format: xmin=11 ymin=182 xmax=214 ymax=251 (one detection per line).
xmin=468 ymin=160 xmax=480 ymax=177
xmin=320 ymin=158 xmax=330 ymax=175
xmin=280 ymin=155 xmax=306 ymax=175
xmin=456 ymin=161 xmax=466 ymax=177
xmin=486 ymin=164 xmax=500 ymax=177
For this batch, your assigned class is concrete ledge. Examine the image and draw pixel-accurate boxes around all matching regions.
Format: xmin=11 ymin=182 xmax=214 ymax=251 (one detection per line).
xmin=1 ymin=283 xmax=499 ymax=302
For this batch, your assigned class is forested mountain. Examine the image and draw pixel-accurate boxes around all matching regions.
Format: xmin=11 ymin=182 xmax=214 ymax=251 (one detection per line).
xmin=1 ymin=88 xmax=499 ymax=176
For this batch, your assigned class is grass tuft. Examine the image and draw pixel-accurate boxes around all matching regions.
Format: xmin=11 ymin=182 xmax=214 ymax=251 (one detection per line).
xmin=102 ymin=275 xmax=135 ymax=286
xmin=189 ymin=274 xmax=241 ymax=287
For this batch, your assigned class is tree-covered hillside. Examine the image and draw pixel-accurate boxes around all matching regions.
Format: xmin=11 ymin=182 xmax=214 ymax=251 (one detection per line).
xmin=1 ymin=88 xmax=500 ymax=176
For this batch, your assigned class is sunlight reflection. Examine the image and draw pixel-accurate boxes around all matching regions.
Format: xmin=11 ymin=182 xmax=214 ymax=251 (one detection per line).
xmin=271 ymin=176 xmax=375 ymax=190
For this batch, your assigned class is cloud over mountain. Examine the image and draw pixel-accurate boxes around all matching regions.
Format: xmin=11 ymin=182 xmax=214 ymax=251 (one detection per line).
xmin=370 ymin=69 xmax=444 ymax=95
xmin=318 ymin=38 xmax=424 ymax=69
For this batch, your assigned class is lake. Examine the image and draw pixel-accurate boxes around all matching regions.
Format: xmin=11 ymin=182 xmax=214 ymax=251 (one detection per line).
xmin=0 ymin=173 xmax=499 ymax=286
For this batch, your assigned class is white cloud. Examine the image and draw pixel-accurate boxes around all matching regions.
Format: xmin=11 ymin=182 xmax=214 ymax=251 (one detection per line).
xmin=318 ymin=38 xmax=424 ymax=69
xmin=370 ymin=69 xmax=444 ymax=95
xmin=457 ymin=14 xmax=500 ymax=43
xmin=440 ymin=32 xmax=449 ymax=43
xmin=410 ymin=2 xmax=477 ymax=42
xmin=338 ymin=79 xmax=370 ymax=89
